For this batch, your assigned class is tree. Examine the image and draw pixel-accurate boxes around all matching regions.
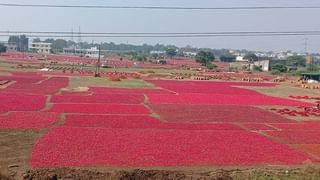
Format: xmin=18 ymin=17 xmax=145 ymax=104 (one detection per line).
xmin=19 ymin=35 xmax=29 ymax=51
xmin=165 ymin=48 xmax=177 ymax=58
xmin=8 ymin=35 xmax=28 ymax=51
xmin=271 ymin=64 xmax=287 ymax=73
xmin=195 ymin=50 xmax=215 ymax=66
xmin=244 ymin=53 xmax=258 ymax=62
xmin=0 ymin=43 xmax=6 ymax=53
xmin=306 ymin=64 xmax=319 ymax=72
xmin=287 ymin=55 xmax=306 ymax=67
xmin=33 ymin=38 xmax=41 ymax=43
xmin=219 ymin=54 xmax=236 ymax=62
xmin=206 ymin=62 xmax=217 ymax=70
xmin=133 ymin=54 xmax=147 ymax=62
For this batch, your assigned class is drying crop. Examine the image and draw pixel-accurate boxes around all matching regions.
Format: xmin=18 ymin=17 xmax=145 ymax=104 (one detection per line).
xmin=241 ymin=123 xmax=277 ymax=131
xmin=0 ymin=112 xmax=60 ymax=129
xmin=51 ymin=94 xmax=145 ymax=104
xmin=271 ymin=107 xmax=320 ymax=117
xmin=265 ymin=131 xmax=320 ymax=144
xmin=0 ymin=93 xmax=46 ymax=113
xmin=65 ymin=114 xmax=161 ymax=128
xmin=150 ymin=104 xmax=292 ymax=123
xmin=148 ymin=94 xmax=311 ymax=106
xmin=270 ymin=121 xmax=320 ymax=130
xmin=65 ymin=114 xmax=242 ymax=130
xmin=31 ymin=127 xmax=314 ymax=168
xmin=49 ymin=104 xmax=150 ymax=114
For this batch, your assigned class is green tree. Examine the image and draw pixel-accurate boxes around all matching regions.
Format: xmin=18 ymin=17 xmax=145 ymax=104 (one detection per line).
xmin=219 ymin=54 xmax=236 ymax=62
xmin=165 ymin=48 xmax=177 ymax=58
xmin=195 ymin=50 xmax=215 ymax=66
xmin=244 ymin=53 xmax=258 ymax=62
xmin=206 ymin=62 xmax=217 ymax=70
xmin=271 ymin=64 xmax=287 ymax=73
xmin=287 ymin=55 xmax=306 ymax=67
xmin=306 ymin=64 xmax=319 ymax=72
xmin=32 ymin=38 xmax=41 ymax=43
xmin=0 ymin=43 xmax=6 ymax=53
xmin=133 ymin=54 xmax=147 ymax=62
xmin=8 ymin=35 xmax=28 ymax=51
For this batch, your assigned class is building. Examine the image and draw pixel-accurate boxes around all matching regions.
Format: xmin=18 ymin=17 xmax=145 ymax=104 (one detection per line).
xmin=253 ymin=60 xmax=270 ymax=72
xmin=183 ymin=51 xmax=197 ymax=57
xmin=29 ymin=42 xmax=52 ymax=54
xmin=236 ymin=56 xmax=247 ymax=62
xmin=63 ymin=47 xmax=99 ymax=58
xmin=305 ymin=55 xmax=313 ymax=65
xmin=6 ymin=44 xmax=18 ymax=52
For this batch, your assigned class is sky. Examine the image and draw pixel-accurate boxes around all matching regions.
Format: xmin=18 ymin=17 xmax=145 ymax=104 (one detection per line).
xmin=1 ymin=0 xmax=320 ymax=53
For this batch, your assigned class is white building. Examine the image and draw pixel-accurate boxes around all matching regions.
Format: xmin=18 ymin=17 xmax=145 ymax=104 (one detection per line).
xmin=236 ymin=56 xmax=247 ymax=62
xmin=183 ymin=51 xmax=197 ymax=57
xmin=63 ymin=47 xmax=100 ymax=58
xmin=29 ymin=42 xmax=52 ymax=54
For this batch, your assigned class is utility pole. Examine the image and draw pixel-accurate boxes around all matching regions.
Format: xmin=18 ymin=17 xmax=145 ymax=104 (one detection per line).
xmin=94 ymin=45 xmax=101 ymax=77
xmin=303 ymin=38 xmax=308 ymax=54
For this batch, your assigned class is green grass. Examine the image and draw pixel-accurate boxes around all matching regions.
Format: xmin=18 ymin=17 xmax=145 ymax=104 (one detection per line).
xmin=240 ymin=83 xmax=320 ymax=99
xmin=68 ymin=76 xmax=154 ymax=89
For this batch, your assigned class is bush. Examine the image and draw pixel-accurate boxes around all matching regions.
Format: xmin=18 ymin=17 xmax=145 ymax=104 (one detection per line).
xmin=253 ymin=65 xmax=262 ymax=72
xmin=228 ymin=67 xmax=238 ymax=72
xmin=271 ymin=64 xmax=287 ymax=73
xmin=271 ymin=70 xmax=281 ymax=75
xmin=206 ymin=63 xmax=217 ymax=70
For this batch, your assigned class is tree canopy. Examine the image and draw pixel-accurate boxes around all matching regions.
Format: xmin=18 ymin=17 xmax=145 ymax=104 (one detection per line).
xmin=219 ymin=54 xmax=236 ymax=62
xmin=44 ymin=38 xmax=67 ymax=52
xmin=8 ymin=35 xmax=28 ymax=51
xmin=287 ymin=55 xmax=306 ymax=67
xmin=244 ymin=53 xmax=258 ymax=62
xmin=165 ymin=48 xmax=177 ymax=58
xmin=0 ymin=43 xmax=6 ymax=53
xmin=195 ymin=50 xmax=215 ymax=65
xmin=271 ymin=64 xmax=287 ymax=73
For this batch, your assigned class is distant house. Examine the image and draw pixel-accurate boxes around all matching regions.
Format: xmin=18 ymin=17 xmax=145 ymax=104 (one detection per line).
xmin=63 ymin=47 xmax=99 ymax=58
xmin=253 ymin=59 xmax=288 ymax=72
xmin=29 ymin=42 xmax=52 ymax=54
xmin=6 ymin=43 xmax=17 ymax=52
xmin=236 ymin=56 xmax=247 ymax=62
xmin=183 ymin=52 xmax=197 ymax=57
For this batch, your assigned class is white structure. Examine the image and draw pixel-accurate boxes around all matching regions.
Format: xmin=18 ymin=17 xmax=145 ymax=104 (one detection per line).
xmin=183 ymin=51 xmax=197 ymax=57
xmin=63 ymin=47 xmax=99 ymax=58
xmin=236 ymin=56 xmax=247 ymax=62
xmin=29 ymin=42 xmax=52 ymax=54
xmin=254 ymin=60 xmax=270 ymax=72
xmin=150 ymin=51 xmax=166 ymax=55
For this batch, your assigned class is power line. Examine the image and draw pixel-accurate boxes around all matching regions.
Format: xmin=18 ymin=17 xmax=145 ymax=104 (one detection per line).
xmin=1 ymin=30 xmax=320 ymax=35
xmin=1 ymin=3 xmax=320 ymax=10
xmin=1 ymin=33 xmax=320 ymax=38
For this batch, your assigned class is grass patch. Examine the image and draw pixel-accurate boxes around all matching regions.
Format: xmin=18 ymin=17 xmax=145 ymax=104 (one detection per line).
xmin=68 ymin=77 xmax=154 ymax=89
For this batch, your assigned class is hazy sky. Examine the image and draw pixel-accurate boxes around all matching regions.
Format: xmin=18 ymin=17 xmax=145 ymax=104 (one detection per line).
xmin=1 ymin=0 xmax=320 ymax=52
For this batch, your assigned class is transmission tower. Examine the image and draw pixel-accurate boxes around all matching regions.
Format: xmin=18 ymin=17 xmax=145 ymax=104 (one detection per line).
xmin=303 ymin=38 xmax=308 ymax=54
xmin=78 ymin=26 xmax=82 ymax=48
xmin=71 ymin=28 xmax=74 ymax=42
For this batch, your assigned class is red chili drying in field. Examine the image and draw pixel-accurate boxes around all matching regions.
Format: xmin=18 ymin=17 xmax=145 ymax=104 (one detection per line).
xmin=150 ymin=104 xmax=292 ymax=123
xmin=31 ymin=127 xmax=314 ymax=168
xmin=0 ymin=112 xmax=60 ymax=129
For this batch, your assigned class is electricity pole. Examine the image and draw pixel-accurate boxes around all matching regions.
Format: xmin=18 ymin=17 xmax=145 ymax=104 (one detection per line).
xmin=94 ymin=45 xmax=101 ymax=77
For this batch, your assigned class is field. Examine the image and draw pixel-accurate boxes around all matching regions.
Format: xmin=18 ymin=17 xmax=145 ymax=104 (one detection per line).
xmin=1 ymin=56 xmax=320 ymax=179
